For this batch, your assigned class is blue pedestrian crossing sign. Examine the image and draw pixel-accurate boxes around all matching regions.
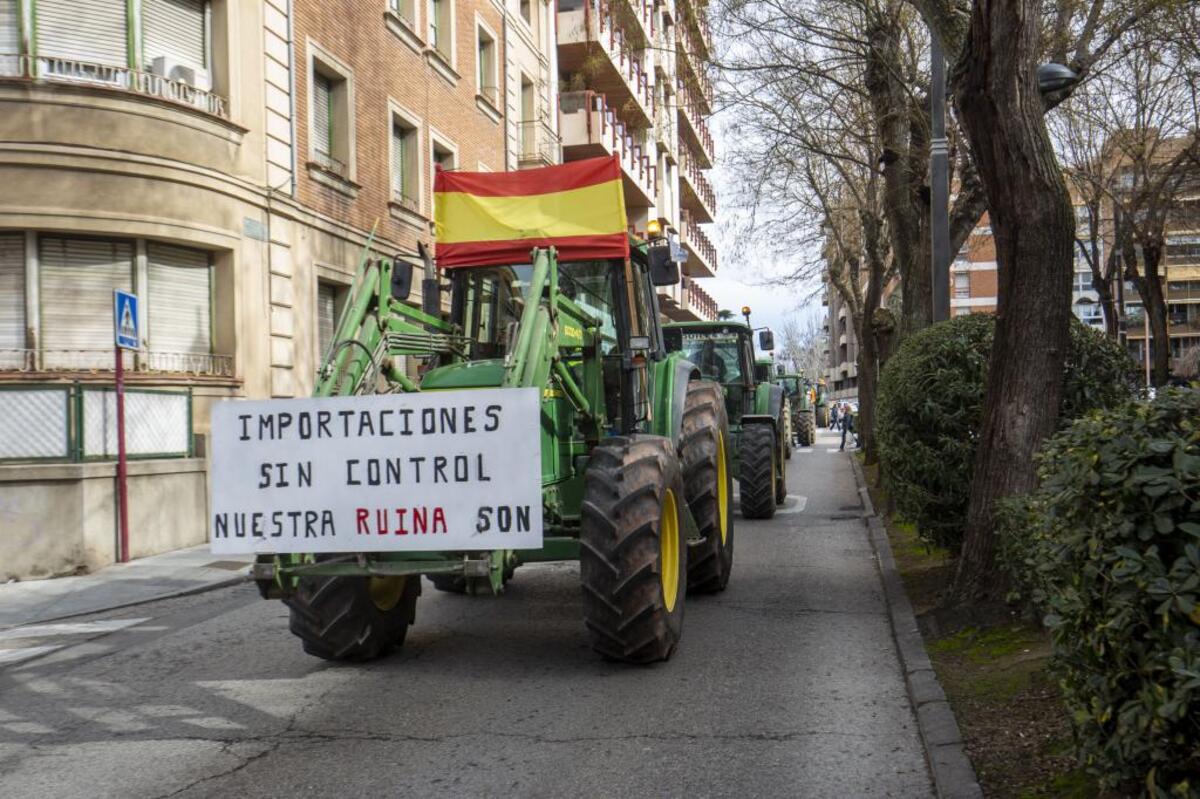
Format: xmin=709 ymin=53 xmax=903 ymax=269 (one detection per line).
xmin=114 ymin=290 xmax=139 ymax=349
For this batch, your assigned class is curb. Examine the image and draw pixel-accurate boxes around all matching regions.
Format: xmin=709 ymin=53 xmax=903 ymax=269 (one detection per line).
xmin=1 ymin=574 xmax=249 ymax=631
xmin=850 ymin=455 xmax=983 ymax=799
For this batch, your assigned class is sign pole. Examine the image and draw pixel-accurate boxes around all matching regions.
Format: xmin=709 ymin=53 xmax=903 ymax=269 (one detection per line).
xmin=116 ymin=343 xmax=129 ymax=563
xmin=113 ymin=289 xmax=138 ymax=564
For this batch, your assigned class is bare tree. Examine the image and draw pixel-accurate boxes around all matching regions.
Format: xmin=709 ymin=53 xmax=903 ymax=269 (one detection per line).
xmin=779 ymin=314 xmax=828 ymax=378
xmin=1055 ymin=35 xmax=1200 ymax=382
xmin=905 ymin=0 xmax=1177 ymax=597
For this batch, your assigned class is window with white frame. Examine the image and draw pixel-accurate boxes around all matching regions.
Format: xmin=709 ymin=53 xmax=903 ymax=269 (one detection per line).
xmin=0 ymin=234 xmax=24 ymax=360
xmin=310 ymin=52 xmax=354 ymax=181
xmin=519 ymin=0 xmax=532 ymax=24
xmin=317 ymin=280 xmax=348 ymax=358
xmin=1072 ymin=271 xmax=1092 ymax=293
xmin=476 ymin=24 xmax=497 ymax=105
xmin=391 ymin=113 xmax=420 ymax=210
xmin=390 ymin=0 xmax=416 ymax=27
xmin=147 ymin=242 xmax=212 ymax=355
xmin=143 ymin=0 xmax=211 ymax=77
xmin=953 ymin=272 xmax=970 ymax=299
xmin=428 ymin=0 xmax=452 ymax=61
xmin=40 ymin=237 xmax=134 ymax=369
xmin=1 ymin=0 xmax=19 ymax=67
xmin=432 ymin=137 xmax=456 ymax=176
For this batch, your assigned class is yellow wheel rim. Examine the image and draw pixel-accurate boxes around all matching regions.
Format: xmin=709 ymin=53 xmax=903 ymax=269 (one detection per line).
xmin=660 ymin=488 xmax=681 ymax=613
xmin=716 ymin=433 xmax=729 ymax=545
xmin=368 ymin=575 xmax=406 ymax=611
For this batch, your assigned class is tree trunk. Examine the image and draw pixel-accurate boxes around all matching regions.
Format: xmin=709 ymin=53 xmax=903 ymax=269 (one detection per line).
xmin=952 ymin=0 xmax=1075 ymax=600
xmin=1143 ymin=245 xmax=1171 ymax=385
xmin=1099 ymin=247 xmax=1121 ymax=339
xmin=858 ymin=277 xmax=886 ymax=465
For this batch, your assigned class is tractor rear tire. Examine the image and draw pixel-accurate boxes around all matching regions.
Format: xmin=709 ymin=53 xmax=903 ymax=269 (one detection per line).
xmin=580 ymin=435 xmax=687 ymax=663
xmin=285 ymin=567 xmax=420 ymax=661
xmin=798 ymin=411 xmax=815 ymax=447
xmin=680 ymin=381 xmax=734 ymax=594
xmin=739 ymin=423 xmax=776 ymax=519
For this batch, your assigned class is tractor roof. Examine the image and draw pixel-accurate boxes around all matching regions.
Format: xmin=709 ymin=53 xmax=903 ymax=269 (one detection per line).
xmin=663 ymin=320 xmax=751 ymax=333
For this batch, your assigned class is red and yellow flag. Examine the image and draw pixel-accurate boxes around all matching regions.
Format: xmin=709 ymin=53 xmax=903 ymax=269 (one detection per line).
xmin=434 ymin=155 xmax=629 ymax=268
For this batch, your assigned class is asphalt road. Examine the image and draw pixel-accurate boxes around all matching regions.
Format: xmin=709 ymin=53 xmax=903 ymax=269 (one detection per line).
xmin=0 ymin=428 xmax=932 ymax=798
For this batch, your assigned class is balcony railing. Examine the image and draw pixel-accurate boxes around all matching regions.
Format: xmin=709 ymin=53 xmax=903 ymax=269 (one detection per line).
xmin=559 ymin=1 xmax=655 ymax=123
xmin=560 ymin=90 xmax=655 ymax=204
xmin=678 ymin=145 xmax=717 ymax=219
xmin=674 ymin=28 xmax=713 ymax=111
xmin=0 ymin=348 xmax=234 ymax=377
xmin=1 ymin=54 xmax=229 ymax=118
xmin=680 ymin=211 xmax=718 ymax=275
xmin=519 ymin=117 xmax=561 ymax=167
xmin=676 ymin=79 xmax=715 ymax=163
xmin=683 ymin=276 xmax=718 ymax=320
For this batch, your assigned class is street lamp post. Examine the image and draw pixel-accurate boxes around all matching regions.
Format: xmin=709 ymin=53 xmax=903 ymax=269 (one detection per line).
xmin=930 ymin=33 xmax=951 ymax=323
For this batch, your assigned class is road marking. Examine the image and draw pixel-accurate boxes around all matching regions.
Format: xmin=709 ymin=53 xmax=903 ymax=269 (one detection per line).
xmin=0 ymin=645 xmax=63 ymax=665
xmin=0 ymin=618 xmax=150 ymax=642
xmin=797 ymin=448 xmax=813 ymax=454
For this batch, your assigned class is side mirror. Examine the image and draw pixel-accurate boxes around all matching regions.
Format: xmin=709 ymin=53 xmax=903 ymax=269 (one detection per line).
xmin=390 ymin=256 xmax=413 ymax=301
xmin=776 ymin=365 xmax=785 ymax=376
xmin=648 ymin=244 xmax=680 ymax=286
xmin=759 ymin=330 xmax=775 ymax=351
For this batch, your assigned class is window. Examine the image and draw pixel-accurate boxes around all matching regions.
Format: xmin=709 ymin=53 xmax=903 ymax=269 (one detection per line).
xmin=37 ymin=0 xmax=128 ymax=74
xmin=143 ymin=0 xmax=211 ymax=75
xmin=1 ymin=0 xmax=18 ymax=61
xmin=954 ymin=273 xmax=970 ymax=299
xmin=147 ymin=243 xmax=211 ymax=355
xmin=432 ymin=138 xmax=456 ymax=175
xmin=428 ymin=0 xmax=452 ymax=60
xmin=317 ymin=281 xmax=348 ymax=358
xmin=389 ymin=0 xmax=416 ymax=27
xmin=0 ymin=234 xmax=23 ymax=358
xmin=476 ymin=25 xmax=497 ymax=105
xmin=39 ymin=237 xmax=134 ymax=369
xmin=1072 ymin=271 xmax=1092 ymax=293
xmin=309 ymin=50 xmax=354 ymax=184
xmin=391 ymin=115 xmax=420 ymax=209
xmin=520 ymin=0 xmax=532 ymax=24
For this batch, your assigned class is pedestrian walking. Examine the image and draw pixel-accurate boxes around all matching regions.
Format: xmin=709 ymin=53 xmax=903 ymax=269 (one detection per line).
xmin=840 ymin=404 xmax=855 ymax=451
xmin=829 ymin=403 xmax=839 ymax=431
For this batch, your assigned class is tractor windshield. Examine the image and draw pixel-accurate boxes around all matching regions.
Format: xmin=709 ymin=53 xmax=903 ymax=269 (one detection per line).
xmin=449 ymin=260 xmax=620 ymax=359
xmin=679 ymin=333 xmax=743 ymax=384
xmin=779 ymin=376 xmax=800 ymax=396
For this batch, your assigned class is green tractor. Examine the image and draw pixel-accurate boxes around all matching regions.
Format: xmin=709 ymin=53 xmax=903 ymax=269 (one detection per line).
xmin=755 ymin=358 xmax=792 ymax=460
xmin=662 ymin=319 xmax=787 ymax=520
xmin=777 ymin=373 xmax=816 ymax=447
xmin=244 ymin=178 xmax=734 ymax=664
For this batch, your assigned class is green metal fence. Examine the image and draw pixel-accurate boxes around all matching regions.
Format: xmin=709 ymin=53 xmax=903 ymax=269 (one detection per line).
xmin=0 ymin=384 xmax=193 ymax=463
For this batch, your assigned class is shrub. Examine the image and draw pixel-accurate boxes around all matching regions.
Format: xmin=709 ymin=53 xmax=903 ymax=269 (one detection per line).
xmin=876 ymin=315 xmax=1138 ymax=550
xmin=1000 ymin=390 xmax=1200 ymax=795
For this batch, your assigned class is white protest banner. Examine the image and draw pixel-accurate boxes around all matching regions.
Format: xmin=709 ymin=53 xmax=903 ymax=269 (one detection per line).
xmin=210 ymin=388 xmax=543 ymax=554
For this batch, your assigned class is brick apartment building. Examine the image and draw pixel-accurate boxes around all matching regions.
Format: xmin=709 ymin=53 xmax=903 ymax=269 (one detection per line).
xmin=0 ymin=0 xmax=720 ymax=580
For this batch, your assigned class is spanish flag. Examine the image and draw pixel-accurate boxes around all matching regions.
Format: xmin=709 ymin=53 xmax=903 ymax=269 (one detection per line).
xmin=434 ymin=155 xmax=629 ymax=268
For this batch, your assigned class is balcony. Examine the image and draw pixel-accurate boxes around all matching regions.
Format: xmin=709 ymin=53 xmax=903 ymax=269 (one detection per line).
xmin=559 ymin=91 xmax=656 ymax=207
xmin=518 ymin=117 xmax=561 ymax=168
xmin=1 ymin=54 xmax=228 ymax=119
xmin=678 ymin=144 xmax=716 ymax=222
xmin=677 ymin=0 xmax=713 ymax=62
xmin=557 ymin=0 xmax=655 ymax=128
xmin=654 ymin=99 xmax=678 ymax=161
xmin=659 ymin=275 xmax=718 ymax=321
xmin=676 ymin=80 xmax=714 ymax=167
xmin=612 ymin=0 xmax=655 ymax=48
xmin=679 ymin=210 xmax=718 ymax=277
xmin=674 ymin=26 xmax=713 ymax=115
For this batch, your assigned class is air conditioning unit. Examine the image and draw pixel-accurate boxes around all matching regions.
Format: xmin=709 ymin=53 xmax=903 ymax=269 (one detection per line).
xmin=151 ymin=56 xmax=212 ymax=92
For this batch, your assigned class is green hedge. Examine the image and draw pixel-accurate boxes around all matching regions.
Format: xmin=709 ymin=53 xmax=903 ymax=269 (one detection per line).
xmin=1001 ymin=390 xmax=1200 ymax=795
xmin=875 ymin=315 xmax=1137 ymax=550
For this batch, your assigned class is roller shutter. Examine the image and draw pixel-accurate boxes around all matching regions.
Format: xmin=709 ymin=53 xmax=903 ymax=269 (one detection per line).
xmin=313 ymin=72 xmax=333 ymax=158
xmin=37 ymin=0 xmax=128 ymax=67
xmin=143 ymin=0 xmax=209 ymax=71
xmin=0 ymin=0 xmax=18 ymax=55
xmin=0 ymin=234 xmax=23 ymax=351
xmin=148 ymin=243 xmax=210 ymax=354
xmin=40 ymin=237 xmax=133 ymax=369
xmin=317 ymin=282 xmax=336 ymax=357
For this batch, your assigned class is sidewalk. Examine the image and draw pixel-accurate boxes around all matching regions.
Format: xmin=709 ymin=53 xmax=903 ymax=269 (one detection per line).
xmin=0 ymin=545 xmax=251 ymax=629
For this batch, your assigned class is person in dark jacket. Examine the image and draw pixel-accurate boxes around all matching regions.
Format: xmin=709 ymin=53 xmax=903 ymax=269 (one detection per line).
xmin=840 ymin=404 xmax=855 ymax=451
xmin=829 ymin=403 xmax=839 ymax=431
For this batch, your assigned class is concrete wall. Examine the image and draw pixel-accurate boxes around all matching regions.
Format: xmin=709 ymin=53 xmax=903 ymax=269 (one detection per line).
xmin=0 ymin=459 xmax=208 ymax=581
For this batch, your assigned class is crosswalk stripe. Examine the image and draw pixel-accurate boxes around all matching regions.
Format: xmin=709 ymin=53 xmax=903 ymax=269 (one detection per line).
xmin=0 ymin=645 xmax=63 ymax=665
xmin=0 ymin=618 xmax=150 ymax=642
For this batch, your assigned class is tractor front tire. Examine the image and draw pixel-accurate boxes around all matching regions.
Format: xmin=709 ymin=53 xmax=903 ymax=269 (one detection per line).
xmin=798 ymin=411 xmax=815 ymax=447
xmin=680 ymin=381 xmax=735 ymax=594
xmin=285 ymin=569 xmax=420 ymax=661
xmin=739 ymin=423 xmax=777 ymax=519
xmin=580 ymin=435 xmax=687 ymax=663
xmin=775 ymin=420 xmax=788 ymax=505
